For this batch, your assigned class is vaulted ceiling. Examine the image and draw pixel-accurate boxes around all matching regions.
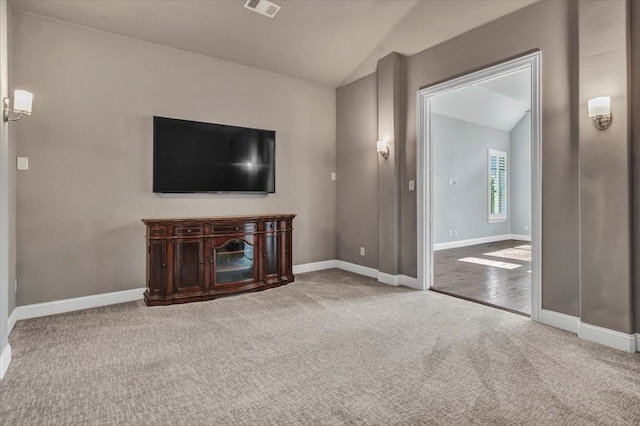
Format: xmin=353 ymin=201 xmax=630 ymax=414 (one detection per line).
xmin=11 ymin=0 xmax=538 ymax=87
xmin=432 ymin=69 xmax=531 ymax=132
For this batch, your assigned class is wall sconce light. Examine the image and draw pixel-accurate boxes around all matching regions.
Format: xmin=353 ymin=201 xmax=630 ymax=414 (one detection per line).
xmin=3 ymin=90 xmax=33 ymax=122
xmin=588 ymin=96 xmax=612 ymax=130
xmin=377 ymin=140 xmax=389 ymax=159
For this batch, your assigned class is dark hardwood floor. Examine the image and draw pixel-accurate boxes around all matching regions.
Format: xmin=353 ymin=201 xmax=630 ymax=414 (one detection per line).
xmin=432 ymin=240 xmax=531 ymax=315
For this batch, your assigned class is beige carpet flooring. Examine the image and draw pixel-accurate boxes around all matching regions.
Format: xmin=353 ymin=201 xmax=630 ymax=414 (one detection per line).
xmin=1 ymin=269 xmax=639 ymax=425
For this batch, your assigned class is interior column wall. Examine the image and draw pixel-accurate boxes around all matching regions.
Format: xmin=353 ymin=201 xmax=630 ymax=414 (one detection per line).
xmin=377 ymin=53 xmax=405 ymax=275
xmin=578 ymin=0 xmax=633 ymax=334
xmin=7 ymin=0 xmax=15 ymax=319
xmin=631 ymin=0 xmax=640 ymax=334
xmin=336 ymin=74 xmax=379 ymax=268
xmin=0 ymin=0 xmax=15 ymax=376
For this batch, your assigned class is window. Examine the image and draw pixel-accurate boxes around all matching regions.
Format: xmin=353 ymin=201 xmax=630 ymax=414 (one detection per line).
xmin=488 ymin=149 xmax=507 ymax=222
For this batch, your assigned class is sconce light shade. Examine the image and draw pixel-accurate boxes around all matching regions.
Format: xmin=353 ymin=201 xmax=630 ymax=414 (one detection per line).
xmin=13 ymin=90 xmax=33 ymax=115
xmin=588 ymin=97 xmax=609 ymax=117
xmin=3 ymin=89 xmax=34 ymax=122
xmin=377 ymin=140 xmax=389 ymax=159
xmin=588 ymin=96 xmax=612 ymax=130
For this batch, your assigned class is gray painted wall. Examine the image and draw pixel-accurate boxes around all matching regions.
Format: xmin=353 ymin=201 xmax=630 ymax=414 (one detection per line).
xmin=432 ymin=114 xmax=511 ymax=244
xmin=0 ymin=0 xmax=8 ymax=353
xmin=510 ymin=113 xmax=531 ymax=237
xmin=0 ymin=0 xmax=17 ymax=354
xmin=632 ymin=0 xmax=640 ymax=333
xmin=336 ymin=0 xmax=580 ymax=316
xmin=377 ymin=53 xmax=405 ymax=275
xmin=7 ymin=0 xmax=16 ymax=319
xmin=14 ymin=13 xmax=337 ymax=306
xmin=336 ymin=74 xmax=378 ymax=268
xmin=401 ymin=0 xmax=580 ymax=316
xmin=578 ymin=1 xmax=633 ymax=334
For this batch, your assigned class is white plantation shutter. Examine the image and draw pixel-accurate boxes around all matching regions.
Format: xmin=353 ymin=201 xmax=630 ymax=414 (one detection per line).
xmin=498 ymin=155 xmax=507 ymax=213
xmin=488 ymin=150 xmax=507 ymax=221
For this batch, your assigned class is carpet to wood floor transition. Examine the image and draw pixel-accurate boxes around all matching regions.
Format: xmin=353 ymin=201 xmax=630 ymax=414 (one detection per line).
xmin=1 ymin=269 xmax=639 ymax=425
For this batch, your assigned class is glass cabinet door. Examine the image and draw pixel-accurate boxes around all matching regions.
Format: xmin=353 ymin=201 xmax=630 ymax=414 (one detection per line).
xmin=214 ymin=239 xmax=255 ymax=284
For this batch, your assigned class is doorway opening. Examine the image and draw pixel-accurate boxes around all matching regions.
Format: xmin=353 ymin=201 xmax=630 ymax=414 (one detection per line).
xmin=416 ymin=52 xmax=541 ymax=320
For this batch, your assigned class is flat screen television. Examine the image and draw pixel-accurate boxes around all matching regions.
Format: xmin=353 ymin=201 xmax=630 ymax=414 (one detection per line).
xmin=153 ymin=116 xmax=276 ymax=193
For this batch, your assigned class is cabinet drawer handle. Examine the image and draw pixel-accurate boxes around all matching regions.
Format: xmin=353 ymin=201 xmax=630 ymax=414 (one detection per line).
xmin=162 ymin=263 xmax=167 ymax=267
xmin=234 ymin=226 xmax=240 ymax=230
xmin=187 ymin=229 xmax=192 ymax=233
xmin=200 ymin=260 xmax=204 ymax=264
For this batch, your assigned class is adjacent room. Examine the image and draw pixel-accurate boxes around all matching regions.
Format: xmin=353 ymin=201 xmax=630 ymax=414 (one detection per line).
xmin=429 ymin=69 xmax=533 ymax=315
xmin=1 ymin=0 xmax=639 ymax=424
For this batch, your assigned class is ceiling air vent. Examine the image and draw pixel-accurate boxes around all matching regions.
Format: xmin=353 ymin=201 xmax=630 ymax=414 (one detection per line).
xmin=243 ymin=0 xmax=281 ymax=18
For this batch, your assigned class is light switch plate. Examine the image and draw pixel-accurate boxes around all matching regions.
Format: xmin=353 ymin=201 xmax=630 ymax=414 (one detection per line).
xmin=17 ymin=157 xmax=28 ymax=170
xmin=409 ymin=180 xmax=415 ymax=191
xmin=331 ymin=172 xmax=336 ymax=181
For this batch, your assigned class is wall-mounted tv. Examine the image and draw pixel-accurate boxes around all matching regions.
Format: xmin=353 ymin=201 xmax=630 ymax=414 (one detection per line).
xmin=153 ymin=116 xmax=275 ymax=193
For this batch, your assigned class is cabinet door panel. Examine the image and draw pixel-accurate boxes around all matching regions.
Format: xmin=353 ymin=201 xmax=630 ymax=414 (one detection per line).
xmin=174 ymin=238 xmax=203 ymax=292
xmin=281 ymin=231 xmax=292 ymax=277
xmin=148 ymin=240 xmax=167 ymax=295
xmin=264 ymin=233 xmax=280 ymax=278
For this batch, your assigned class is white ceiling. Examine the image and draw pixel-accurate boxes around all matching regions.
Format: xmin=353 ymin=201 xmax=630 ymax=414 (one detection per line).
xmin=478 ymin=69 xmax=532 ymax=105
xmin=11 ymin=0 xmax=538 ymax=87
xmin=432 ymin=69 xmax=531 ymax=132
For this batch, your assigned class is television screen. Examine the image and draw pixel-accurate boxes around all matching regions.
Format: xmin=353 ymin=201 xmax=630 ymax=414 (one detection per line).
xmin=153 ymin=116 xmax=275 ymax=193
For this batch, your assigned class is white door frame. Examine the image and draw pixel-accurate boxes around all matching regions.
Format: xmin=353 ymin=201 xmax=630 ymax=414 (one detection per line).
xmin=416 ymin=51 xmax=542 ymax=321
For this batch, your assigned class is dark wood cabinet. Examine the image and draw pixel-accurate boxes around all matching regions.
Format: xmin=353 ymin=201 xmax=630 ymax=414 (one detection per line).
xmin=142 ymin=214 xmax=295 ymax=306
xmin=173 ymin=238 xmax=204 ymax=293
xmin=147 ymin=240 xmax=167 ymax=296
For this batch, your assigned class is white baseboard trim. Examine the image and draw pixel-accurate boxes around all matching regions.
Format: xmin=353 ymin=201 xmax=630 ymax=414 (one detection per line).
xmin=398 ymin=275 xmax=420 ymax=290
xmin=292 ymin=260 xmax=337 ymax=274
xmin=377 ymin=272 xmax=400 ymax=286
xmin=334 ymin=260 xmax=378 ymax=279
xmin=10 ymin=260 xmax=374 ymax=326
xmin=539 ymin=309 xmax=580 ymax=334
xmin=334 ymin=260 xmax=418 ymax=289
xmin=578 ymin=322 xmax=637 ymax=353
xmin=0 ymin=343 xmax=11 ymax=380
xmin=433 ymin=234 xmax=531 ymax=251
xmin=376 ymin=272 xmax=420 ymax=289
xmin=8 ymin=309 xmax=17 ymax=336
xmin=538 ymin=310 xmax=637 ymax=353
xmin=11 ymin=287 xmax=146 ymax=324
